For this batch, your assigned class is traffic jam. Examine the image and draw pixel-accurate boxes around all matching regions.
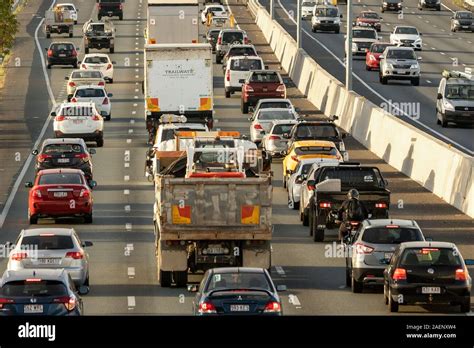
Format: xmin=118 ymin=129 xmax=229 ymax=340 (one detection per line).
xmin=0 ymin=0 xmax=472 ymax=324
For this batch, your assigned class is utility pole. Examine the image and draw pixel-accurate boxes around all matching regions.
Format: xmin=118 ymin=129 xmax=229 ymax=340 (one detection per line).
xmin=297 ymin=0 xmax=302 ymax=48
xmin=270 ymin=0 xmax=274 ymax=19
xmin=345 ymin=0 xmax=353 ymax=90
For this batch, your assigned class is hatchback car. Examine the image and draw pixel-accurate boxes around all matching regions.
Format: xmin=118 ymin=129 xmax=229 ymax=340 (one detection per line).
xmin=0 ymin=269 xmax=86 ymax=316
xmin=71 ymin=85 xmax=113 ymax=120
xmin=249 ymin=108 xmax=299 ymax=143
xmin=46 ymin=42 xmax=79 ymax=69
xmin=65 ymin=70 xmax=106 ymax=101
xmin=384 ymin=241 xmax=473 ymax=313
xmin=80 ymin=53 xmax=116 ymax=83
xmin=348 ymin=27 xmax=379 ymax=55
xmin=365 ymin=42 xmax=393 ymax=71
xmin=25 ymin=168 xmax=96 ymax=224
xmin=215 ymin=29 xmax=249 ymax=64
xmin=224 ymin=56 xmax=265 ymax=98
xmin=192 ymin=267 xmax=285 ymax=316
xmin=241 ymin=71 xmax=286 ymax=114
xmin=52 ymin=102 xmax=104 ymax=147
xmin=261 ymin=120 xmax=298 ymax=156
xmin=33 ymin=138 xmax=95 ymax=181
xmin=345 ymin=219 xmax=425 ymax=293
xmin=6 ymin=228 xmax=93 ymax=287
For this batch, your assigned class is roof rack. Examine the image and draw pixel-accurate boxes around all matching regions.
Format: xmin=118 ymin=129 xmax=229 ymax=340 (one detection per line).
xmin=442 ymin=69 xmax=473 ymax=80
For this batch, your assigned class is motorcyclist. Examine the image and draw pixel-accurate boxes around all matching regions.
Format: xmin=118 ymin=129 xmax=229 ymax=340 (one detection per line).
xmin=337 ymin=189 xmax=368 ymax=241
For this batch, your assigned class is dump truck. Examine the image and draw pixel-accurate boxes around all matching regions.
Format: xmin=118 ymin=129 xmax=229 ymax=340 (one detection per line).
xmin=44 ymin=8 xmax=75 ymax=38
xmin=153 ymin=144 xmax=272 ymax=287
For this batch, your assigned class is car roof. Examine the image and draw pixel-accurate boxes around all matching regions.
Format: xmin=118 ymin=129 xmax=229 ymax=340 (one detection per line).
xmin=228 ymin=44 xmax=255 ymax=49
xmin=316 ymin=4 xmax=338 ymax=8
xmin=1 ymin=269 xmax=68 ymax=285
xmin=362 ymin=219 xmax=420 ymax=228
xmin=37 ymin=168 xmax=84 ymax=175
xmin=353 ymin=26 xmax=376 ymax=31
xmin=271 ymin=120 xmax=298 ymax=125
xmin=257 ymin=107 xmax=295 ymax=113
xmin=250 ymin=70 xmax=279 ymax=74
xmin=298 ymin=157 xmax=334 ymax=165
xmin=258 ymin=98 xmax=292 ymax=104
xmin=210 ymin=267 xmax=266 ymax=274
xmin=220 ymin=29 xmax=245 ymax=33
xmin=42 ymin=138 xmax=84 ymax=145
xmin=394 ymin=25 xmax=417 ymax=29
xmin=83 ymin=53 xmax=110 ymax=57
xmin=229 ymin=55 xmax=262 ymax=61
xmin=22 ymin=228 xmax=74 ymax=237
xmin=399 ymin=241 xmax=457 ymax=249
xmin=293 ymin=140 xmax=336 ymax=147
xmin=386 ymin=46 xmax=415 ymax=51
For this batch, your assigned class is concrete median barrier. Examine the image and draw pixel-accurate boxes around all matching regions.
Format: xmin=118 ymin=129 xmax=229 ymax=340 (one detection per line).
xmin=247 ymin=0 xmax=473 ymax=217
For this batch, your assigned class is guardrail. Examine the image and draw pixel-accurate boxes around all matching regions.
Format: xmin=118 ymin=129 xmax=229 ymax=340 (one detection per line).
xmin=246 ymin=0 xmax=473 ymax=218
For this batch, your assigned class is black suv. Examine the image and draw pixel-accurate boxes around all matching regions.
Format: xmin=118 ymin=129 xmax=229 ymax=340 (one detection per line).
xmin=33 ymin=138 xmax=95 ymax=180
xmin=97 ymin=0 xmax=124 ymax=20
xmin=45 ymin=42 xmax=78 ymax=69
xmin=381 ymin=0 xmax=403 ymax=12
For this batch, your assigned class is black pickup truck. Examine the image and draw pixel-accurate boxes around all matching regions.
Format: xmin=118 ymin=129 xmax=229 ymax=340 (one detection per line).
xmin=306 ymin=163 xmax=390 ymax=242
xmin=97 ymin=0 xmax=124 ymax=20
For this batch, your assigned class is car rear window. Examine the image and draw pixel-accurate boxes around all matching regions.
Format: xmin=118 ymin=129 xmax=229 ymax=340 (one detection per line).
xmin=228 ymin=47 xmax=256 ymax=57
xmin=38 ymin=173 xmax=83 ymax=185
xmin=22 ymin=235 xmax=74 ymax=250
xmin=84 ymin=56 xmax=109 ymax=64
xmin=72 ymin=71 xmax=103 ymax=79
xmin=294 ymin=146 xmax=338 ymax=156
xmin=60 ymin=106 xmax=95 ymax=117
xmin=75 ymin=88 xmax=105 ymax=98
xmin=250 ymin=72 xmax=280 ymax=83
xmin=222 ymin=32 xmax=244 ymax=43
xmin=260 ymin=101 xmax=292 ymax=109
xmin=353 ymin=29 xmax=377 ymax=39
xmin=272 ymin=124 xmax=294 ymax=134
xmin=57 ymin=5 xmax=74 ymax=10
xmin=400 ymin=248 xmax=462 ymax=266
xmin=230 ymin=58 xmax=262 ymax=71
xmin=320 ymin=167 xmax=384 ymax=188
xmin=362 ymin=227 xmax=424 ymax=244
xmin=258 ymin=110 xmax=295 ymax=120
xmin=362 ymin=12 xmax=379 ymax=19
xmin=371 ymin=44 xmax=391 ymax=53
xmin=0 ymin=281 xmax=68 ymax=297
xmin=295 ymin=124 xmax=338 ymax=138
xmin=206 ymin=272 xmax=272 ymax=291
xmin=43 ymin=144 xmax=83 ymax=154
xmin=51 ymin=44 xmax=73 ymax=51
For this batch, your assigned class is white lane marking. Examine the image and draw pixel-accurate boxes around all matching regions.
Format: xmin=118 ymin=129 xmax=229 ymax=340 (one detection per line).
xmin=132 ymin=111 xmax=136 ymax=115
xmin=440 ymin=52 xmax=445 ymax=55
xmin=275 ymin=266 xmax=285 ymax=275
xmin=127 ymin=139 xmax=132 ymax=143
xmin=127 ymin=296 xmax=136 ymax=308
xmin=126 ymin=223 xmax=132 ymax=231
xmin=338 ymin=285 xmax=346 ymax=289
xmin=468 ymin=41 xmax=473 ymax=44
xmin=276 ymin=0 xmax=474 ymax=155
xmin=431 ymin=47 xmax=436 ymax=50
xmin=125 ymin=162 xmax=130 ymax=168
xmin=124 ymin=189 xmax=130 ymax=195
xmin=130 ymin=119 xmax=135 ymax=124
xmin=128 ymin=267 xmax=135 ymax=278
xmin=135 ymin=89 xmax=139 ymax=92
xmin=426 ymin=80 xmax=432 ymax=84
xmin=441 ymin=3 xmax=454 ymax=13
xmin=125 ymin=205 xmax=131 ymax=212
xmin=133 ymin=103 xmax=138 ymax=107
xmin=126 ymin=243 xmax=134 ymax=251
xmin=129 ymin=129 xmax=134 ymax=133
xmin=124 ymin=175 xmax=130 ymax=181
xmin=0 ymin=0 xmax=57 ymax=229
xmin=288 ymin=294 xmax=302 ymax=308
xmin=441 ymin=29 xmax=445 ymax=32
xmin=417 ymin=16 xmax=422 ymax=19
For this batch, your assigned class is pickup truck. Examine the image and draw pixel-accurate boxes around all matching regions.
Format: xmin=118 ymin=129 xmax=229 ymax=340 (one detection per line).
xmin=306 ymin=163 xmax=390 ymax=242
xmin=82 ymin=19 xmax=115 ymax=54
xmin=44 ymin=9 xmax=74 ymax=38
xmin=97 ymin=0 xmax=124 ymax=20
xmin=241 ymin=70 xmax=286 ymax=114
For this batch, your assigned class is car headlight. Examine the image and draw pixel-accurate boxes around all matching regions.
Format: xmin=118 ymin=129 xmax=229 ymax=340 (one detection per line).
xmin=383 ymin=1 xmax=387 ymax=4
xmin=397 ymin=2 xmax=402 ymax=6
xmin=334 ymin=18 xmax=341 ymax=24
xmin=314 ymin=18 xmax=320 ymax=23
xmin=410 ymin=64 xmax=419 ymax=69
xmin=453 ymin=20 xmax=460 ymax=24
xmin=415 ymin=38 xmax=422 ymax=43
xmin=386 ymin=63 xmax=393 ymax=69
xmin=444 ymin=101 xmax=455 ymax=111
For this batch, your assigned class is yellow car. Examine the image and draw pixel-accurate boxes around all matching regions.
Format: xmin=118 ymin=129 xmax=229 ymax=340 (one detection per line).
xmin=282 ymin=140 xmax=342 ymax=188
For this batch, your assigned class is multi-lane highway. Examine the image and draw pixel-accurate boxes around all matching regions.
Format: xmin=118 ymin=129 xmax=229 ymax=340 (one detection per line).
xmin=0 ymin=0 xmax=472 ymax=317
xmin=261 ymin=0 xmax=474 ymax=154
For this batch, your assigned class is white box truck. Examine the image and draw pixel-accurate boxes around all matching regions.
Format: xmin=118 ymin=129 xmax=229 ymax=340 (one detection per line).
xmin=144 ymin=43 xmax=214 ymax=141
xmin=146 ymin=0 xmax=200 ymax=44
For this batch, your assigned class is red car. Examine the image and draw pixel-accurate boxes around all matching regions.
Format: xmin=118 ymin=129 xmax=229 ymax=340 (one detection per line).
xmin=26 ymin=169 xmax=96 ymax=224
xmin=355 ymin=11 xmax=382 ymax=32
xmin=365 ymin=42 xmax=393 ymax=71
xmin=241 ymin=70 xmax=286 ymax=114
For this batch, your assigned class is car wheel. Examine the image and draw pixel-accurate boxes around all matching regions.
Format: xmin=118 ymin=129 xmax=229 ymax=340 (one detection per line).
xmin=345 ymin=267 xmax=351 ymax=287
xmin=302 ymin=209 xmax=309 ymax=227
xmin=388 ymin=288 xmax=399 ymax=312
xmin=110 ymin=47 xmax=114 ymax=54
xmin=335 ymin=28 xmax=340 ymax=34
xmin=437 ymin=5 xmax=441 ymax=10
xmin=159 ymin=270 xmax=172 ymax=287
xmin=47 ymin=64 xmax=51 ymax=69
xmin=84 ymin=214 xmax=93 ymax=224
xmin=381 ymin=8 xmax=385 ymax=13
xmin=119 ymin=15 xmax=124 ymax=20
xmin=366 ymin=65 xmax=371 ymax=71
xmin=381 ymin=76 xmax=388 ymax=85
xmin=174 ymin=271 xmax=187 ymax=288
xmin=74 ymin=20 xmax=78 ymax=25
xmin=383 ymin=284 xmax=389 ymax=304
xmin=96 ymin=137 xmax=104 ymax=147
xmin=73 ymin=63 xmax=78 ymax=69
xmin=351 ymin=274 xmax=363 ymax=293
xmin=241 ymin=100 xmax=249 ymax=114
xmin=225 ymin=90 xmax=231 ymax=98
xmin=440 ymin=114 xmax=448 ymax=127
xmin=85 ymin=47 xmax=89 ymax=54
xmin=412 ymin=77 xmax=420 ymax=86
xmin=460 ymin=299 xmax=471 ymax=313
xmin=216 ymin=55 xmax=222 ymax=64
xmin=106 ymin=114 xmax=111 ymax=121
xmin=313 ymin=214 xmax=325 ymax=242
xmin=69 ymin=33 xmax=73 ymax=38
xmin=29 ymin=213 xmax=38 ymax=225
xmin=308 ymin=208 xmax=314 ymax=236
xmin=283 ymin=175 xmax=287 ymax=189
xmin=311 ymin=26 xmax=316 ymax=33
xmin=98 ymin=15 xmax=102 ymax=20
xmin=84 ymin=274 xmax=90 ymax=287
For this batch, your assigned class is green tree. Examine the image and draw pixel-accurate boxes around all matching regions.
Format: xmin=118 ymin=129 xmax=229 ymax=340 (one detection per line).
xmin=0 ymin=0 xmax=19 ymax=57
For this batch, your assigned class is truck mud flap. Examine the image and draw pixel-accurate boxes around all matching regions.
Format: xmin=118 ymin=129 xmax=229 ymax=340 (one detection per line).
xmin=158 ymin=240 xmax=187 ymax=272
xmin=242 ymin=241 xmax=271 ymax=269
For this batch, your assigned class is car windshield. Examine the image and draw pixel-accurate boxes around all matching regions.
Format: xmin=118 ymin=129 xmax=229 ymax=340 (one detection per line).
xmin=272 ymin=124 xmax=294 ymax=134
xmin=51 ymin=44 xmax=73 ymax=51
xmin=295 ymin=124 xmax=338 ymax=138
xmin=371 ymin=44 xmax=391 ymax=53
xmin=362 ymin=12 xmax=379 ymax=18
xmin=230 ymin=58 xmax=262 ymax=71
xmin=445 ymin=84 xmax=474 ymax=100
xmin=299 ymin=163 xmax=313 ymax=175
xmin=315 ymin=8 xmax=338 ymax=16
xmin=395 ymin=27 xmax=418 ymax=35
xmin=362 ymin=227 xmax=424 ymax=244
xmin=302 ymin=1 xmax=316 ymax=6
xmin=259 ymin=101 xmax=291 ymax=109
xmin=400 ymin=248 xmax=462 ymax=267
xmin=90 ymin=24 xmax=105 ymax=32
xmin=75 ymin=88 xmax=105 ymax=98
xmin=206 ymin=272 xmax=272 ymax=291
xmin=294 ymin=146 xmax=338 ymax=156
xmin=43 ymin=144 xmax=83 ymax=154
xmin=72 ymin=71 xmax=103 ymax=79
xmin=84 ymin=56 xmax=109 ymax=64
xmin=250 ymin=72 xmax=280 ymax=83
xmin=258 ymin=110 xmax=295 ymax=120
xmin=387 ymin=49 xmax=416 ymax=59
xmin=353 ymin=29 xmax=377 ymax=39
xmin=60 ymin=106 xmax=95 ymax=117
xmin=222 ymin=32 xmax=244 ymax=43
xmin=22 ymin=235 xmax=74 ymax=250
xmin=0 ymin=281 xmax=68 ymax=297
xmin=456 ymin=12 xmax=472 ymax=19
xmin=320 ymin=167 xmax=384 ymax=188
xmin=38 ymin=173 xmax=83 ymax=185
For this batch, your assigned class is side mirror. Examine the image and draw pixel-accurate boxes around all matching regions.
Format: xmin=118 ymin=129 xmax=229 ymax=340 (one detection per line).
xmin=77 ymin=61 xmax=81 ymax=65
xmin=89 ymin=180 xmax=97 ymax=189
xmin=32 ymin=149 xmax=39 ymax=156
xmin=276 ymin=285 xmax=287 ymax=292
xmin=78 ymin=286 xmax=89 ymax=295
xmin=64 ymin=76 xmax=69 ymax=80
xmin=307 ymin=179 xmax=315 ymax=187
xmin=379 ymin=55 xmax=385 ymax=60
xmin=437 ymin=93 xmax=443 ymax=99
xmin=89 ymin=148 xmax=96 ymax=155
xmin=264 ymin=65 xmax=269 ymax=70
xmin=260 ymin=130 xmax=265 ymax=135
xmin=4 ymin=241 xmax=13 ymax=248
xmin=44 ymin=47 xmax=49 ymax=51
xmin=107 ymin=93 xmax=113 ymax=97
xmin=280 ymin=150 xmax=287 ymax=156
xmin=187 ymin=284 xmax=199 ymax=292
xmin=82 ymin=241 xmax=94 ymax=247
xmin=25 ymin=182 xmax=33 ymax=188
xmin=417 ymin=56 xmax=422 ymax=60
xmin=340 ymin=14 xmax=343 ymax=18
xmin=112 ymin=61 xmax=117 ymax=65
xmin=419 ymin=33 xmax=423 ymax=36
xmin=50 ymin=111 xmax=57 ymax=117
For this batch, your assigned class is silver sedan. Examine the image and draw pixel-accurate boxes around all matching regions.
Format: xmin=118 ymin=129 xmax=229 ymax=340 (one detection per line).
xmin=262 ymin=120 xmax=298 ymax=156
xmin=249 ymin=108 xmax=299 ymax=143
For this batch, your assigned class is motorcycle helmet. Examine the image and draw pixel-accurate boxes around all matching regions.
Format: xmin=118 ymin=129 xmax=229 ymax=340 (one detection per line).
xmin=347 ymin=188 xmax=359 ymax=200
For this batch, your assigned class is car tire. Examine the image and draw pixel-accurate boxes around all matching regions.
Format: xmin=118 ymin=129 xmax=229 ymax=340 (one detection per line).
xmin=383 ymin=284 xmax=389 ymax=304
xmin=241 ymin=100 xmax=249 ymax=114
xmin=313 ymin=213 xmax=325 ymax=242
xmin=174 ymin=271 xmax=187 ymax=288
xmin=47 ymin=64 xmax=51 ymax=69
xmin=96 ymin=137 xmax=104 ymax=147
xmin=159 ymin=270 xmax=172 ymax=287
xmin=388 ymin=289 xmax=399 ymax=312
xmin=440 ymin=113 xmax=448 ymax=127
xmin=74 ymin=20 xmax=78 ymax=25
xmin=29 ymin=213 xmax=38 ymax=225
xmin=84 ymin=214 xmax=93 ymax=224
xmin=366 ymin=65 xmax=371 ymax=71
xmin=225 ymin=90 xmax=231 ymax=98
xmin=437 ymin=5 xmax=441 ymax=10
xmin=381 ymin=76 xmax=388 ymax=85
xmin=73 ymin=63 xmax=78 ymax=69
xmin=84 ymin=274 xmax=90 ymax=286
xmin=302 ymin=209 xmax=309 ymax=227
xmin=110 ymin=47 xmax=114 ymax=53
xmin=85 ymin=47 xmax=89 ymax=54
xmin=460 ymin=299 xmax=470 ymax=313
xmin=412 ymin=77 xmax=420 ymax=86
xmin=345 ymin=267 xmax=351 ymax=287
xmin=381 ymin=8 xmax=385 ymax=13
xmin=69 ymin=33 xmax=73 ymax=38
xmin=335 ymin=28 xmax=340 ymax=34
xmin=119 ymin=15 xmax=124 ymax=20
xmin=98 ymin=15 xmax=102 ymax=20
xmin=351 ymin=274 xmax=363 ymax=293
xmin=106 ymin=114 xmax=111 ymax=121
xmin=109 ymin=78 xmax=114 ymax=84
xmin=311 ymin=26 xmax=316 ymax=33
xmin=309 ymin=208 xmax=314 ymax=236
xmin=216 ymin=55 xmax=222 ymax=64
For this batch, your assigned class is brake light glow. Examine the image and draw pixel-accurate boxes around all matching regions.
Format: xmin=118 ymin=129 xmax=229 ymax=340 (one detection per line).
xmin=386 ymin=225 xmax=400 ymax=228
xmin=264 ymin=301 xmax=281 ymax=313
xmin=276 ymin=84 xmax=286 ymax=92
xmin=79 ymin=189 xmax=90 ymax=198
xmin=26 ymin=278 xmax=42 ymax=283
xmin=198 ymin=302 xmax=217 ymax=314
xmin=66 ymin=251 xmax=84 ymax=259
xmin=55 ymin=115 xmax=66 ymax=121
xmin=455 ymin=268 xmax=468 ymax=281
xmin=392 ymin=268 xmax=407 ymax=280
xmin=71 ymin=97 xmax=77 ymax=102
xmin=39 ymin=233 xmax=55 ymax=237
xmin=54 ymin=296 xmax=76 ymax=311
xmin=68 ymin=81 xmax=76 ymax=87
xmin=11 ymin=252 xmax=28 ymax=261
xmin=291 ymin=155 xmax=299 ymax=162
xmin=98 ymin=81 xmax=105 ymax=86
xmin=244 ymin=37 xmax=249 ymax=44
xmin=355 ymin=243 xmax=374 ymax=254
xmin=268 ymin=135 xmax=281 ymax=140
xmin=106 ymin=64 xmax=112 ymax=70
xmin=253 ymin=124 xmax=263 ymax=130
xmin=245 ymin=84 xmax=254 ymax=92
xmin=47 ymin=50 xmax=53 ymax=57
xmin=226 ymin=69 xmax=230 ymax=81
xmin=319 ymin=202 xmax=331 ymax=208
xmin=375 ymin=202 xmax=388 ymax=209
xmin=71 ymin=50 xmax=77 ymax=57
xmin=75 ymin=153 xmax=89 ymax=160
xmin=33 ymin=190 xmax=42 ymax=198
xmin=81 ymin=64 xmax=87 ymax=69
xmin=217 ymin=37 xmax=222 ymax=45
xmin=0 ymin=298 xmax=14 ymax=309
xmin=37 ymin=154 xmax=52 ymax=163
xmin=421 ymin=248 xmax=439 ymax=255
xmin=92 ymin=115 xmax=101 ymax=121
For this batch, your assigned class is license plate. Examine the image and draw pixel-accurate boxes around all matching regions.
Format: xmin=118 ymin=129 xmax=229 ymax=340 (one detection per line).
xmin=262 ymin=88 xmax=268 ymax=92
xmin=54 ymin=192 xmax=68 ymax=198
xmin=230 ymin=304 xmax=250 ymax=312
xmin=24 ymin=304 xmax=43 ymax=314
xmin=57 ymin=158 xmax=70 ymax=163
xmin=422 ymin=286 xmax=441 ymax=294
xmin=462 ymin=26 xmax=468 ymax=29
xmin=395 ymin=70 xmax=406 ymax=74
xmin=73 ymin=119 xmax=83 ymax=124
xmin=206 ymin=247 xmax=226 ymax=255
xmin=59 ymin=54 xmax=66 ymax=57
xmin=37 ymin=258 xmax=61 ymax=265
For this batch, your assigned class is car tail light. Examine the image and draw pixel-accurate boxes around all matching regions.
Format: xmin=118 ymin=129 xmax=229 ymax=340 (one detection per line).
xmin=385 ymin=225 xmax=400 ymax=229
xmin=244 ymin=37 xmax=249 ymax=44
xmin=291 ymin=155 xmax=299 ymax=162
xmin=106 ymin=64 xmax=112 ymax=70
xmin=253 ymin=123 xmax=263 ymax=130
xmin=26 ymin=278 xmax=42 ymax=282
xmin=307 ymin=184 xmax=315 ymax=191
xmin=97 ymin=4 xmax=102 ymax=9
xmin=11 ymin=252 xmax=28 ymax=261
xmin=375 ymin=202 xmax=387 ymax=209
xmin=355 ymin=243 xmax=374 ymax=254
xmin=0 ymin=298 xmax=14 ymax=309
xmin=319 ymin=202 xmax=331 ymax=209
xmin=75 ymin=153 xmax=89 ymax=161
xmin=79 ymin=188 xmax=90 ymax=198
xmin=37 ymin=154 xmax=52 ymax=162
xmin=263 ymin=301 xmax=281 ymax=313
xmin=55 ymin=115 xmax=66 ymax=121
xmin=66 ymin=251 xmax=84 ymax=259
xmin=198 ymin=302 xmax=217 ymax=314
xmin=119 ymin=3 xmax=123 ymax=10
xmin=68 ymin=81 xmax=76 ymax=87
xmin=245 ymin=84 xmax=254 ymax=92
xmin=455 ymin=268 xmax=468 ymax=281
xmin=217 ymin=37 xmax=222 ymax=45
xmin=71 ymin=97 xmax=77 ymax=102
xmin=33 ymin=190 xmax=42 ymax=198
xmin=268 ymin=135 xmax=280 ymax=140
xmin=98 ymin=81 xmax=105 ymax=86
xmin=71 ymin=50 xmax=78 ymax=57
xmin=392 ymin=268 xmax=407 ymax=280
xmin=276 ymin=84 xmax=286 ymax=92
xmin=47 ymin=49 xmax=53 ymax=57
xmin=92 ymin=114 xmax=101 ymax=121
xmin=226 ymin=69 xmax=230 ymax=81
xmin=54 ymin=296 xmax=76 ymax=311
xmin=102 ymin=97 xmax=109 ymax=105
xmin=81 ymin=64 xmax=87 ymax=69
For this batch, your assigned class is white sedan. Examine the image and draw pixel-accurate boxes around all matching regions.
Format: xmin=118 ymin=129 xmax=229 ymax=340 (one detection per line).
xmin=390 ymin=26 xmax=423 ymax=50
xmin=80 ymin=53 xmax=116 ymax=83
xmin=201 ymin=5 xmax=228 ymax=23
xmin=71 ymin=85 xmax=113 ymax=120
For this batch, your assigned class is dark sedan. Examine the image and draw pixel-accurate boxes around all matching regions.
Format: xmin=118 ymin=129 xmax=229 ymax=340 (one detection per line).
xmin=192 ymin=267 xmax=285 ymax=315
